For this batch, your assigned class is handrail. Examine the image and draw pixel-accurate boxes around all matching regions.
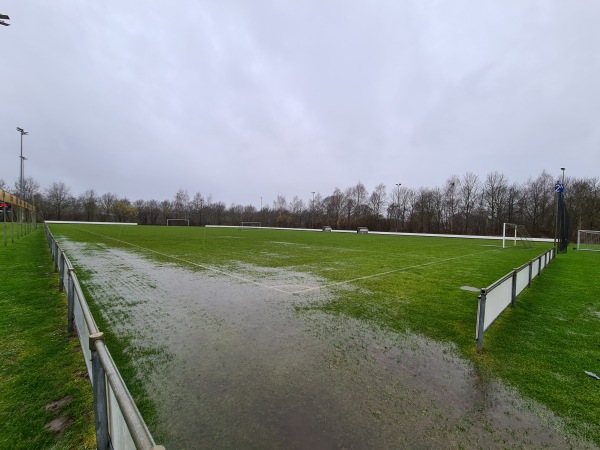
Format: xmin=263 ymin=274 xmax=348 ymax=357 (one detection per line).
xmin=70 ymin=270 xmax=100 ymax=335
xmin=44 ymin=223 xmax=163 ymax=450
xmin=94 ymin=339 xmax=158 ymax=449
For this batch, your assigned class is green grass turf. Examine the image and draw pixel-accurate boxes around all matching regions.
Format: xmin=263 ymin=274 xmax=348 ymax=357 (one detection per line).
xmin=0 ymin=228 xmax=95 ymax=450
xmin=48 ymin=224 xmax=600 ymax=445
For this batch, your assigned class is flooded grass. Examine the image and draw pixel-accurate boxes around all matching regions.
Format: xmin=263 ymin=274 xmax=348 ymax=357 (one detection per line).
xmin=49 ymin=224 xmax=600 ymax=448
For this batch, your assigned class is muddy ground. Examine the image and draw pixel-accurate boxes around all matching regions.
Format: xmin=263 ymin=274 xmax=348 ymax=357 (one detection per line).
xmin=60 ymin=240 xmax=596 ymax=449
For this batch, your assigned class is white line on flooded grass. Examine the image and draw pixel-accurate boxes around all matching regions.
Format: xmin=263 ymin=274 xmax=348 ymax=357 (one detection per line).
xmin=68 ymin=227 xmax=291 ymax=294
xmin=289 ymin=248 xmax=503 ymax=294
xmin=68 ymin=226 xmax=504 ymax=296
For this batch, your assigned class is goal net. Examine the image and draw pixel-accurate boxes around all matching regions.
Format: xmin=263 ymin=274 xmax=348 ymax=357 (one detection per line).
xmin=167 ymin=219 xmax=189 ymax=226
xmin=239 ymin=222 xmax=261 ymax=230
xmin=577 ymin=230 xmax=600 ymax=251
xmin=502 ymin=223 xmax=533 ymax=248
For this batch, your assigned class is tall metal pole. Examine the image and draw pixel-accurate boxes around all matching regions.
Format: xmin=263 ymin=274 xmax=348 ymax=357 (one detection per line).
xmin=16 ymin=127 xmax=28 ymax=236
xmin=560 ymin=168 xmax=566 ymax=252
xmin=311 ymin=191 xmax=315 ymax=228
xmin=395 ymin=183 xmax=401 ymax=231
xmin=17 ymin=127 xmax=28 ymax=200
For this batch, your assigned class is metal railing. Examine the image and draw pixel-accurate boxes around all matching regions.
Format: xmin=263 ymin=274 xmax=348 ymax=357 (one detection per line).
xmin=475 ymin=247 xmax=555 ymax=351
xmin=45 ymin=224 xmax=164 ymax=450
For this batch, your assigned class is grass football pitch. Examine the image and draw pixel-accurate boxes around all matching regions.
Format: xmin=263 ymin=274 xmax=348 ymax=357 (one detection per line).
xmin=48 ymin=223 xmax=600 ymax=445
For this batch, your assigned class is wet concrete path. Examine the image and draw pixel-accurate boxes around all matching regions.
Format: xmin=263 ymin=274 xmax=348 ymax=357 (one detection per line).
xmin=60 ymin=241 xmax=595 ymax=449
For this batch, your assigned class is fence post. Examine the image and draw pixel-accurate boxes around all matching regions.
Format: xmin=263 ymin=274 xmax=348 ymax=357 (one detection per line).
xmin=54 ymin=242 xmax=59 ymax=271
xmin=528 ymin=260 xmax=533 ymax=288
xmin=511 ymin=270 xmax=517 ymax=307
xmin=67 ymin=269 xmax=75 ymax=333
xmin=90 ymin=332 xmax=109 ymax=450
xmin=58 ymin=252 xmax=65 ymax=292
xmin=477 ymin=289 xmax=486 ymax=352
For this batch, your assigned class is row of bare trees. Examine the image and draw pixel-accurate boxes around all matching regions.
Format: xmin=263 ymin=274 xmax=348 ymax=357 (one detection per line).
xmin=2 ymin=170 xmax=599 ymax=238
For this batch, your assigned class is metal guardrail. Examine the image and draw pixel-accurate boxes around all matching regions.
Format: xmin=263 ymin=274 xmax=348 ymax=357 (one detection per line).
xmin=45 ymin=224 xmax=164 ymax=450
xmin=475 ymin=247 xmax=555 ymax=351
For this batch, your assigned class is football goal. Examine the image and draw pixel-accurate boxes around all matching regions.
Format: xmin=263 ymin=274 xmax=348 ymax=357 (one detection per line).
xmin=239 ymin=222 xmax=261 ymax=230
xmin=577 ymin=230 xmax=600 ymax=251
xmin=167 ymin=219 xmax=189 ymax=226
xmin=502 ymin=223 xmax=533 ymax=248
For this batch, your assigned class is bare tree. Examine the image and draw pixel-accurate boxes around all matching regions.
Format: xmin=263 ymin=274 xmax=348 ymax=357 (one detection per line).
xmin=45 ymin=182 xmax=72 ymax=220
xmin=323 ymin=187 xmax=346 ymax=228
xmin=348 ymin=181 xmax=368 ymax=224
xmin=289 ymin=196 xmax=305 ymax=228
xmin=147 ymin=199 xmax=160 ymax=225
xmin=568 ymin=177 xmax=600 ymax=233
xmin=443 ymin=176 xmax=460 ymax=233
xmin=190 ymin=192 xmax=204 ymax=225
xmin=483 ymin=172 xmax=509 ymax=234
xmin=16 ymin=176 xmax=40 ymax=203
xmin=173 ymin=188 xmax=190 ymax=219
xmin=369 ymin=183 xmax=387 ymax=219
xmin=79 ymin=189 xmax=98 ymax=222
xmin=459 ymin=172 xmax=480 ymax=234
xmin=114 ymin=198 xmax=136 ymax=222
xmin=212 ymin=201 xmax=225 ymax=225
xmin=160 ymin=200 xmax=172 ymax=224
xmin=133 ymin=199 xmax=148 ymax=224
xmin=99 ymin=193 xmax=118 ymax=221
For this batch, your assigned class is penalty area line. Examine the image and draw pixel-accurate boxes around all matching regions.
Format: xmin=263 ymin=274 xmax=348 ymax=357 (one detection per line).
xmin=66 ymin=226 xmax=292 ymax=295
xmin=289 ymin=248 xmax=503 ymax=295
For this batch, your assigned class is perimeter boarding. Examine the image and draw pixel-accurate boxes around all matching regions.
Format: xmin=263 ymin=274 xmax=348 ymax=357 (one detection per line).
xmin=45 ymin=224 xmax=164 ymax=450
xmin=475 ymin=247 xmax=555 ymax=351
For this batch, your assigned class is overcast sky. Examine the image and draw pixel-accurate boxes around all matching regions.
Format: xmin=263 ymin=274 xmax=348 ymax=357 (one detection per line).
xmin=1 ymin=1 xmax=599 ymax=208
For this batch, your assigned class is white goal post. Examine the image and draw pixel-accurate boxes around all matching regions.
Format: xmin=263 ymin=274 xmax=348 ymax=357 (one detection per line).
xmin=239 ymin=222 xmax=261 ymax=230
xmin=577 ymin=230 xmax=600 ymax=251
xmin=167 ymin=219 xmax=189 ymax=226
xmin=502 ymin=223 xmax=533 ymax=248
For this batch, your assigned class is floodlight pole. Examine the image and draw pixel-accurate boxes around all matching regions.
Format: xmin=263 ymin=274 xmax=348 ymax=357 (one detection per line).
xmin=395 ymin=183 xmax=401 ymax=231
xmin=17 ymin=127 xmax=28 ymax=199
xmin=17 ymin=127 xmax=28 ymax=233
xmin=559 ymin=168 xmax=566 ymax=252
xmin=311 ymin=192 xmax=315 ymax=229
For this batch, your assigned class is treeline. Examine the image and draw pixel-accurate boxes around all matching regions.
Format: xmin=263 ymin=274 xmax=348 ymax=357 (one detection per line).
xmin=2 ymin=170 xmax=599 ymax=239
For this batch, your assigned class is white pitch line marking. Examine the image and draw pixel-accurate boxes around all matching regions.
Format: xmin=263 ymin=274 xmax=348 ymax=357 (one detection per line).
xmin=65 ymin=226 xmax=503 ymax=297
xmin=67 ymin=227 xmax=291 ymax=294
xmin=288 ymin=248 xmax=503 ymax=294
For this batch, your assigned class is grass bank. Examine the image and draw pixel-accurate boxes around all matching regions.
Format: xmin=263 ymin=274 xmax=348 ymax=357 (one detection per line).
xmin=0 ymin=228 xmax=95 ymax=450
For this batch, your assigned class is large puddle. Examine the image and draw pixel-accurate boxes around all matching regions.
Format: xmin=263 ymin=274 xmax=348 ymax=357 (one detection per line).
xmin=60 ymin=240 xmax=595 ymax=449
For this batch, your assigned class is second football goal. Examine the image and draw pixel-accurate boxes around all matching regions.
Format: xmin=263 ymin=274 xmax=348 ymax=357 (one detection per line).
xmin=577 ymin=230 xmax=600 ymax=251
